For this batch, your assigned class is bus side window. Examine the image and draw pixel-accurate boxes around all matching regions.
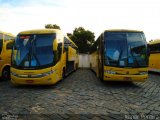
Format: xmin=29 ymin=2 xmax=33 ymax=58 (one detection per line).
xmin=6 ymin=41 xmax=14 ymax=50
xmin=55 ymin=43 xmax=62 ymax=62
xmin=150 ymin=43 xmax=160 ymax=53
xmin=64 ymin=37 xmax=68 ymax=53
xmin=58 ymin=43 xmax=62 ymax=55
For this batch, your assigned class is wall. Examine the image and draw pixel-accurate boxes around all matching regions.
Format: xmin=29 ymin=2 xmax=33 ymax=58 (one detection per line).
xmin=78 ymin=54 xmax=90 ymax=68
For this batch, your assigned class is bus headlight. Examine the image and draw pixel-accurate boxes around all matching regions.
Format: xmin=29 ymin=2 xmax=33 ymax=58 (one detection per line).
xmin=11 ymin=70 xmax=56 ymax=78
xmin=139 ymin=71 xmax=148 ymax=75
xmin=42 ymin=70 xmax=56 ymax=77
xmin=11 ymin=72 xmax=18 ymax=76
xmin=104 ymin=70 xmax=116 ymax=74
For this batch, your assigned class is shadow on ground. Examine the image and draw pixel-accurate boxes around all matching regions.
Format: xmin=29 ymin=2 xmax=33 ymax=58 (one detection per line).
xmin=100 ymin=80 xmax=142 ymax=89
xmin=148 ymin=71 xmax=160 ymax=76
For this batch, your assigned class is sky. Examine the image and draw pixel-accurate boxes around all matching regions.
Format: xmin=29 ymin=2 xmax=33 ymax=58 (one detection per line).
xmin=0 ymin=0 xmax=160 ymax=41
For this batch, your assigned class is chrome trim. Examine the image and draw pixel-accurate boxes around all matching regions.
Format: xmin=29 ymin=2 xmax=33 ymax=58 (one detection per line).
xmin=11 ymin=70 xmax=56 ymax=78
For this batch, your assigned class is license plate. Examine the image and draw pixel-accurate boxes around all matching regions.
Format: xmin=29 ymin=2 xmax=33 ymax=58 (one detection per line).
xmin=124 ymin=77 xmax=132 ymax=81
xmin=26 ymin=80 xmax=34 ymax=84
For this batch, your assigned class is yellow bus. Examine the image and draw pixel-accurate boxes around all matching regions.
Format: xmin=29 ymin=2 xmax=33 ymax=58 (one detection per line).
xmin=0 ymin=31 xmax=15 ymax=80
xmin=11 ymin=29 xmax=78 ymax=85
xmin=148 ymin=40 xmax=160 ymax=72
xmin=90 ymin=29 xmax=149 ymax=82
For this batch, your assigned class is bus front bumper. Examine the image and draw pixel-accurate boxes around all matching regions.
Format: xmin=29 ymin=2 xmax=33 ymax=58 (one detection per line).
xmin=11 ymin=74 xmax=59 ymax=85
xmin=103 ymin=74 xmax=148 ymax=82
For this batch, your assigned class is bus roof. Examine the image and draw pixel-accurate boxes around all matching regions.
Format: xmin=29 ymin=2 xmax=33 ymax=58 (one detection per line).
xmin=0 ymin=31 xmax=15 ymax=37
xmin=104 ymin=29 xmax=143 ymax=33
xmin=18 ymin=29 xmax=62 ymax=34
xmin=148 ymin=39 xmax=160 ymax=45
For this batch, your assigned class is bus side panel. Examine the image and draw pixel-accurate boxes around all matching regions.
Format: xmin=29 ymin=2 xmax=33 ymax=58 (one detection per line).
xmin=0 ymin=41 xmax=12 ymax=77
xmin=149 ymin=53 xmax=160 ymax=72
xmin=66 ymin=46 xmax=78 ymax=74
xmin=68 ymin=46 xmax=76 ymax=61
xmin=0 ymin=53 xmax=5 ymax=77
xmin=4 ymin=42 xmax=12 ymax=67
xmin=60 ymin=50 xmax=67 ymax=76
xmin=90 ymin=51 xmax=99 ymax=76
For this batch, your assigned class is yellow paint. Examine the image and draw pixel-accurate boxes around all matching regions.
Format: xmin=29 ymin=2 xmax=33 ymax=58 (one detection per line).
xmin=90 ymin=29 xmax=148 ymax=82
xmin=103 ymin=66 xmax=148 ymax=82
xmin=11 ymin=29 xmax=78 ymax=85
xmin=0 ymin=31 xmax=15 ymax=77
xmin=149 ymin=40 xmax=160 ymax=72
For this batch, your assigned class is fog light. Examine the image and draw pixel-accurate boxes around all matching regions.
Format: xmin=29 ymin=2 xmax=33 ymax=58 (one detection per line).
xmin=104 ymin=70 xmax=116 ymax=74
xmin=139 ymin=71 xmax=148 ymax=75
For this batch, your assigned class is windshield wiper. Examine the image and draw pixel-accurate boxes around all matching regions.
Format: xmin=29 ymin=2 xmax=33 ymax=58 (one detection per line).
xmin=130 ymin=51 xmax=140 ymax=67
xmin=30 ymin=35 xmax=41 ymax=66
xmin=18 ymin=52 xmax=30 ymax=66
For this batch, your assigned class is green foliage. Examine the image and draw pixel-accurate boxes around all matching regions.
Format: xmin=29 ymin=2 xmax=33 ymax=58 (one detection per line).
xmin=67 ymin=27 xmax=95 ymax=53
xmin=45 ymin=24 xmax=61 ymax=30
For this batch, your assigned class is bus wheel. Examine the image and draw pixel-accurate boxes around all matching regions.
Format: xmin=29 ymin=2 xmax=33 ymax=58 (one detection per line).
xmin=2 ymin=67 xmax=10 ymax=81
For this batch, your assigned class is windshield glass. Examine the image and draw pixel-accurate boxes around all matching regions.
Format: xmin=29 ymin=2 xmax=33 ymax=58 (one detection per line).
xmin=104 ymin=32 xmax=148 ymax=68
xmin=12 ymin=34 xmax=55 ymax=69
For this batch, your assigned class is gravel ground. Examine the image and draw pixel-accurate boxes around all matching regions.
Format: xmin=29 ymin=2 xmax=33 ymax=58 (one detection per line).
xmin=0 ymin=69 xmax=160 ymax=120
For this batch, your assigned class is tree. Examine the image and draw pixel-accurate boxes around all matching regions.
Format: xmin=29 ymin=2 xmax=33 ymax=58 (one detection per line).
xmin=67 ymin=27 xmax=95 ymax=53
xmin=45 ymin=24 xmax=61 ymax=30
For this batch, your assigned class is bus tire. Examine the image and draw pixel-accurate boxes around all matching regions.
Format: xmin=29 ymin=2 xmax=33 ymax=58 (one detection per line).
xmin=2 ymin=66 xmax=10 ymax=81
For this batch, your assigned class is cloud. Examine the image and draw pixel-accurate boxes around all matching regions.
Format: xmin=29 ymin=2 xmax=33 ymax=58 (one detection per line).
xmin=0 ymin=0 xmax=67 ymax=35
xmin=0 ymin=0 xmax=65 ymax=7
xmin=0 ymin=0 xmax=160 ymax=40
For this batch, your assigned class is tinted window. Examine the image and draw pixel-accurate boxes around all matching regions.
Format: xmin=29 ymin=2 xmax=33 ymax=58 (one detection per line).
xmin=35 ymin=34 xmax=54 ymax=66
xmin=104 ymin=32 xmax=148 ymax=68
xmin=105 ymin=33 xmax=127 ymax=66
xmin=64 ymin=37 xmax=77 ymax=50
xmin=12 ymin=34 xmax=55 ymax=68
xmin=6 ymin=41 xmax=14 ymax=50
xmin=149 ymin=43 xmax=160 ymax=53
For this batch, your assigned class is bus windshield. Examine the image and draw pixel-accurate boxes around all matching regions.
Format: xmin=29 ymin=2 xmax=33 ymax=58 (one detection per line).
xmin=104 ymin=32 xmax=148 ymax=68
xmin=12 ymin=34 xmax=55 ymax=69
